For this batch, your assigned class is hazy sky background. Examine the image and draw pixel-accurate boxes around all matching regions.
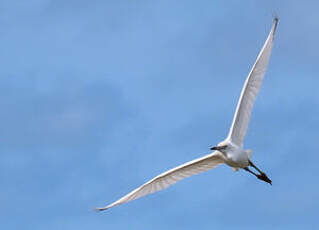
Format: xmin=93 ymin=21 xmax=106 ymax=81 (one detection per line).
xmin=1 ymin=0 xmax=318 ymax=229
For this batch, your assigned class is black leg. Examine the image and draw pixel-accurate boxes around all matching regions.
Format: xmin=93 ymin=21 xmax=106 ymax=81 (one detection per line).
xmin=248 ymin=160 xmax=263 ymax=174
xmin=244 ymin=165 xmax=272 ymax=185
xmin=244 ymin=167 xmax=258 ymax=177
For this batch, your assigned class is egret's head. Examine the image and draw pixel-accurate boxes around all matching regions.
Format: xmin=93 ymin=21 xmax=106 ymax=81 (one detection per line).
xmin=210 ymin=144 xmax=228 ymax=153
xmin=210 ymin=145 xmax=227 ymax=151
xmin=210 ymin=140 xmax=232 ymax=152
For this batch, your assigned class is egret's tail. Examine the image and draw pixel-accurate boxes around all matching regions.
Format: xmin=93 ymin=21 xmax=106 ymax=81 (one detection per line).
xmin=245 ymin=149 xmax=252 ymax=159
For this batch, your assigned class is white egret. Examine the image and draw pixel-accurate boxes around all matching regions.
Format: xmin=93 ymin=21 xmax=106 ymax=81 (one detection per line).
xmin=97 ymin=18 xmax=278 ymax=211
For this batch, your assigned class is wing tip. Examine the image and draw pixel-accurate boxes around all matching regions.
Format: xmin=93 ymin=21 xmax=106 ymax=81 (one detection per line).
xmin=272 ymin=14 xmax=279 ymax=31
xmin=94 ymin=206 xmax=109 ymax=212
xmin=270 ymin=14 xmax=279 ymax=38
xmin=272 ymin=11 xmax=279 ymax=23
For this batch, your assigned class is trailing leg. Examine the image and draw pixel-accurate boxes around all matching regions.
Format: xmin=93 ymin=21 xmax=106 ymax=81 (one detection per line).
xmin=248 ymin=160 xmax=263 ymax=174
xmin=244 ymin=166 xmax=272 ymax=185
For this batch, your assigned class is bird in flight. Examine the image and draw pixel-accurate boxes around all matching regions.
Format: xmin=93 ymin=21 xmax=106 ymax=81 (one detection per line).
xmin=97 ymin=18 xmax=278 ymax=211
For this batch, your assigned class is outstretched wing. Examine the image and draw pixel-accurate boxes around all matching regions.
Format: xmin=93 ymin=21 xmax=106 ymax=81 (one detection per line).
xmin=227 ymin=18 xmax=278 ymax=146
xmin=96 ymin=152 xmax=224 ymax=211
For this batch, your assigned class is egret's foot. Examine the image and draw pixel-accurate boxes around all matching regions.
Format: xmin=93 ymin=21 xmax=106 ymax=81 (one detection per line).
xmin=257 ymin=173 xmax=272 ymax=185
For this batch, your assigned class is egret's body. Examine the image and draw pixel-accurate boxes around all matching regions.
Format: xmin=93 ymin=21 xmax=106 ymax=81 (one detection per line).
xmin=221 ymin=143 xmax=249 ymax=169
xmin=97 ymin=18 xmax=278 ymax=211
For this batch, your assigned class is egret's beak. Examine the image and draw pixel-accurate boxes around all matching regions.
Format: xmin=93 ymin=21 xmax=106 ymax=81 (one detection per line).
xmin=210 ymin=146 xmax=226 ymax=151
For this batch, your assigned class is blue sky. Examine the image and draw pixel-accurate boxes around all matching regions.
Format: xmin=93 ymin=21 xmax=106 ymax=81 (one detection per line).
xmin=1 ymin=0 xmax=319 ymax=229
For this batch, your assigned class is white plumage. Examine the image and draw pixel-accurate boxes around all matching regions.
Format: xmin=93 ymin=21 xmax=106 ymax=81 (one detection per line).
xmin=97 ymin=18 xmax=278 ymax=211
xmin=228 ymin=19 xmax=278 ymax=146
xmin=99 ymin=153 xmax=223 ymax=210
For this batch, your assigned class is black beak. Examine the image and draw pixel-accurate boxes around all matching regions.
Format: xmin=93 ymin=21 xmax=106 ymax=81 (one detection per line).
xmin=210 ymin=146 xmax=226 ymax=151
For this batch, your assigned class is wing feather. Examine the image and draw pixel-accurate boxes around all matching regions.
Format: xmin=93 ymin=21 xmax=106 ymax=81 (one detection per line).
xmin=96 ymin=152 xmax=223 ymax=211
xmin=227 ymin=18 xmax=278 ymax=146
